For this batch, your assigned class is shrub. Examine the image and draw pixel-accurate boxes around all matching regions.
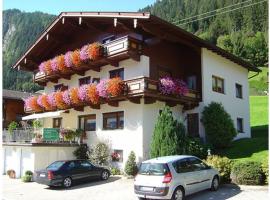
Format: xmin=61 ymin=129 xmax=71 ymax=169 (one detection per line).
xmin=204 ymin=155 xmax=232 ymax=183
xmin=25 ymin=170 xmax=33 ymax=176
xmin=73 ymin=144 xmax=90 ymax=159
xmin=89 ymin=142 xmax=110 ymax=166
xmin=111 ymin=167 xmax=121 ymax=176
xmin=231 ymin=161 xmax=264 ymax=185
xmin=150 ymin=106 xmax=186 ymax=158
xmin=185 ymin=137 xmax=209 ymax=159
xmin=8 ymin=121 xmax=18 ymax=134
xmin=261 ymin=159 xmax=268 ymax=184
xmin=201 ymin=102 xmax=237 ymax=149
xmin=124 ymin=151 xmax=138 ymax=176
xmin=22 ymin=175 xmax=32 ymax=182
xmin=7 ymin=169 xmax=16 ymax=178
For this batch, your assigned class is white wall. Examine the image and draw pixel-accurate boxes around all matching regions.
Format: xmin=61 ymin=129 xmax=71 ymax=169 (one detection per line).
xmin=200 ymin=48 xmax=251 ymax=139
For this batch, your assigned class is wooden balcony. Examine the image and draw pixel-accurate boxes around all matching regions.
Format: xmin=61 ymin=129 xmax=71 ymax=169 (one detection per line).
xmin=25 ymin=77 xmax=200 ymax=113
xmin=34 ymin=35 xmax=142 ymax=86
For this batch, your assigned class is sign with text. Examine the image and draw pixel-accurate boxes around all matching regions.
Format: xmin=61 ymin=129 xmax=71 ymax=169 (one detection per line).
xmin=43 ymin=128 xmax=59 ymax=141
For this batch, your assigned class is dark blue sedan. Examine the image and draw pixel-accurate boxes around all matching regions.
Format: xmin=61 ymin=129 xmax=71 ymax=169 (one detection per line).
xmin=34 ymin=159 xmax=110 ymax=188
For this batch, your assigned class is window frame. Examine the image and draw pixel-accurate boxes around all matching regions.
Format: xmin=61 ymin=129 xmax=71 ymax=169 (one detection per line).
xmin=79 ymin=76 xmax=91 ymax=86
xmin=109 ymin=68 xmax=124 ymax=80
xmin=54 ymin=84 xmax=64 ymax=91
xmin=103 ymin=111 xmax=124 ymax=130
xmin=53 ymin=117 xmax=62 ymax=128
xmin=212 ymin=75 xmax=225 ymax=94
xmin=235 ymin=83 xmax=243 ymax=99
xmin=237 ymin=118 xmax=244 ymax=133
xmin=78 ymin=114 xmax=96 ymax=131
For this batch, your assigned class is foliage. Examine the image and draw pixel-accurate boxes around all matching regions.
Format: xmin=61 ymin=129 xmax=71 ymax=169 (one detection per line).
xmin=32 ymin=119 xmax=42 ymax=129
xmin=89 ymin=142 xmax=110 ymax=166
xmin=159 ymin=76 xmax=188 ymax=96
xmin=21 ymin=175 xmax=32 ymax=182
xmin=261 ymin=158 xmax=269 ymax=184
xmin=201 ymin=102 xmax=237 ymax=149
xmin=111 ymin=167 xmax=121 ymax=176
xmin=25 ymin=170 xmax=33 ymax=176
xmin=205 ymin=155 xmax=232 ymax=183
xmin=60 ymin=129 xmax=75 ymax=141
xmin=185 ymin=137 xmax=209 ymax=159
xmin=231 ymin=161 xmax=264 ymax=185
xmin=150 ymin=106 xmax=186 ymax=158
xmin=249 ymin=67 xmax=268 ymax=96
xmin=124 ymin=151 xmax=138 ymax=176
xmin=73 ymin=144 xmax=90 ymax=159
xmin=250 ymin=96 xmax=268 ymax=126
xmin=8 ymin=121 xmax=18 ymax=134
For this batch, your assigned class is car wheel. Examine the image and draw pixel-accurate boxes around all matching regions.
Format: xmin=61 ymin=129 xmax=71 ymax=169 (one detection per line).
xmin=101 ymin=170 xmax=109 ymax=180
xmin=211 ymin=176 xmax=219 ymax=191
xmin=63 ymin=177 xmax=72 ymax=188
xmin=171 ymin=187 xmax=185 ymax=200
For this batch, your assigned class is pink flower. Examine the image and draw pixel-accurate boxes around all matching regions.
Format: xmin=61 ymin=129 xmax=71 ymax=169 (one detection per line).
xmin=80 ymin=45 xmax=89 ymax=61
xmin=24 ymin=98 xmax=31 ymax=108
xmin=96 ymin=79 xmax=109 ymax=98
xmin=62 ymin=90 xmax=71 ymax=105
xmin=159 ymin=76 xmax=188 ymax=96
xmin=51 ymin=57 xmax=58 ymax=72
xmin=78 ymin=85 xmax=88 ymax=101
xmin=38 ymin=62 xmax=46 ymax=73
xmin=47 ymin=93 xmax=56 ymax=107
xmin=37 ymin=95 xmax=43 ymax=107
xmin=64 ymin=51 xmax=73 ymax=68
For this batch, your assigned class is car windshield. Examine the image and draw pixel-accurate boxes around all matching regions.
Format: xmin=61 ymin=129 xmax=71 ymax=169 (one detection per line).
xmin=138 ymin=163 xmax=169 ymax=176
xmin=46 ymin=161 xmax=65 ymax=170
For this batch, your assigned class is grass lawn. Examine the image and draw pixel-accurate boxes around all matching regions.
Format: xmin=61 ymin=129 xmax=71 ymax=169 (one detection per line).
xmin=220 ymin=96 xmax=268 ymax=163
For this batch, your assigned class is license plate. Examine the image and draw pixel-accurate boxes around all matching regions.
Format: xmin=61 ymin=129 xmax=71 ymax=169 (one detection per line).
xmin=40 ymin=173 xmax=46 ymax=177
xmin=140 ymin=187 xmax=153 ymax=191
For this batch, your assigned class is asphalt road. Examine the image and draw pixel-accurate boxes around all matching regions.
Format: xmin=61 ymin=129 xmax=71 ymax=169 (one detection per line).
xmin=2 ymin=175 xmax=269 ymax=200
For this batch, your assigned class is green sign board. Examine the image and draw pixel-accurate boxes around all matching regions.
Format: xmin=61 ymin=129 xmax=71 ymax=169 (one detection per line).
xmin=43 ymin=128 xmax=59 ymax=141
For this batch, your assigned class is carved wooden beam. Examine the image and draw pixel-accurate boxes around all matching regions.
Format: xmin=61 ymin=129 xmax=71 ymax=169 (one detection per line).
xmin=89 ymin=104 xmax=100 ymax=109
xmin=144 ymin=97 xmax=156 ymax=104
xmin=108 ymin=101 xmax=119 ymax=107
xmin=165 ymin=101 xmax=177 ymax=107
xmin=128 ymin=97 xmax=141 ymax=104
xmin=74 ymin=106 xmax=84 ymax=112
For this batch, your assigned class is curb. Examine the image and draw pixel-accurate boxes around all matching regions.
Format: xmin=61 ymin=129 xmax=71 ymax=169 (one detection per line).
xmin=222 ymin=183 xmax=269 ymax=191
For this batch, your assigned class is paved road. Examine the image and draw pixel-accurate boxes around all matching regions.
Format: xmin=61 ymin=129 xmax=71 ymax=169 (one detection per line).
xmin=2 ymin=175 xmax=269 ymax=200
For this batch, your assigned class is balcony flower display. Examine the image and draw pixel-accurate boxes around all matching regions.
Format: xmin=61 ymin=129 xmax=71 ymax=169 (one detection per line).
xmin=41 ymin=94 xmax=53 ymax=110
xmin=107 ymin=77 xmax=124 ymax=97
xmin=57 ymin=55 xmax=68 ymax=73
xmin=60 ymin=128 xmax=75 ymax=142
xmin=62 ymin=90 xmax=71 ymax=106
xmin=71 ymin=49 xmax=81 ymax=67
xmin=78 ymin=85 xmax=88 ymax=101
xmin=69 ymin=88 xmax=80 ymax=104
xmin=111 ymin=152 xmax=120 ymax=162
xmin=64 ymin=51 xmax=73 ymax=68
xmin=38 ymin=62 xmax=46 ymax=73
xmin=45 ymin=60 xmax=52 ymax=75
xmin=159 ymin=76 xmax=188 ymax=96
xmin=51 ymin=57 xmax=58 ymax=72
xmin=88 ymin=42 xmax=102 ymax=61
xmin=87 ymin=84 xmax=99 ymax=104
xmin=96 ymin=79 xmax=109 ymax=98
xmin=80 ymin=45 xmax=89 ymax=62
xmin=47 ymin=93 xmax=57 ymax=108
xmin=55 ymin=91 xmax=68 ymax=109
xmin=26 ymin=96 xmax=42 ymax=112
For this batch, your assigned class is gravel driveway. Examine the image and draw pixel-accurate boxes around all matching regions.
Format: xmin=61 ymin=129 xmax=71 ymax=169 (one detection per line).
xmin=2 ymin=175 xmax=268 ymax=200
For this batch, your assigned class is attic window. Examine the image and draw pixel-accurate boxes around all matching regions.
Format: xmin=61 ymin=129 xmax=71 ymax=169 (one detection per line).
xmin=102 ymin=35 xmax=116 ymax=44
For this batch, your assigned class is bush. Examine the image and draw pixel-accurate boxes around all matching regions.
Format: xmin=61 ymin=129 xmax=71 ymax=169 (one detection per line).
xmin=231 ymin=161 xmax=264 ymax=185
xmin=201 ymin=102 xmax=237 ymax=149
xmin=150 ymin=106 xmax=186 ymax=158
xmin=73 ymin=144 xmax=89 ymax=159
xmin=22 ymin=175 xmax=32 ymax=182
xmin=204 ymin=155 xmax=232 ymax=183
xmin=89 ymin=142 xmax=110 ymax=166
xmin=8 ymin=121 xmax=18 ymax=134
xmin=261 ymin=159 xmax=268 ymax=184
xmin=7 ymin=169 xmax=16 ymax=178
xmin=185 ymin=137 xmax=209 ymax=159
xmin=124 ymin=151 xmax=138 ymax=176
xmin=111 ymin=167 xmax=121 ymax=175
xmin=25 ymin=170 xmax=33 ymax=176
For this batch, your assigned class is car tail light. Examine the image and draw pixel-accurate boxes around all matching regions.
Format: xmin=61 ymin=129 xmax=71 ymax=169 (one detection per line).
xmin=162 ymin=172 xmax=172 ymax=183
xmin=47 ymin=171 xmax=54 ymax=180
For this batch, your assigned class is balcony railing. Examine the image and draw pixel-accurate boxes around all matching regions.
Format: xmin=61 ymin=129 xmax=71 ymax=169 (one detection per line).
xmin=34 ymin=35 xmax=142 ymax=85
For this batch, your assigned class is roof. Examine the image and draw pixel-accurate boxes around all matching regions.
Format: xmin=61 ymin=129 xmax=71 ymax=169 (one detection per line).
xmin=12 ymin=11 xmax=260 ymax=72
xmin=3 ymin=89 xmax=33 ymax=100
xmin=142 ymin=155 xmax=194 ymax=164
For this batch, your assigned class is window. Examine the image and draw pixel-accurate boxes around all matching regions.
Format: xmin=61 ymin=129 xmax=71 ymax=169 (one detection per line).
xmin=187 ymin=75 xmax=197 ymax=90
xmin=212 ymin=75 xmax=224 ymax=94
xmin=236 ymin=83 xmax=243 ymax=98
xmin=54 ymin=84 xmax=64 ymax=91
xmin=53 ymin=118 xmax=62 ymax=128
xmin=188 ymin=157 xmax=208 ymax=171
xmin=78 ymin=114 xmax=96 ymax=131
xmin=173 ymin=159 xmax=193 ymax=173
xmin=109 ymin=68 xmax=124 ymax=80
xmin=80 ymin=160 xmax=92 ymax=169
xmin=138 ymin=163 xmax=169 ymax=175
xmin=79 ymin=76 xmax=91 ymax=86
xmin=92 ymin=78 xmax=100 ymax=84
xmin=103 ymin=111 xmax=124 ymax=130
xmin=237 ymin=118 xmax=244 ymax=133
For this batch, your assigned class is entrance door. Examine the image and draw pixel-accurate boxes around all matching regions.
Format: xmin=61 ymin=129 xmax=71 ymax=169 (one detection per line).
xmin=187 ymin=113 xmax=199 ymax=137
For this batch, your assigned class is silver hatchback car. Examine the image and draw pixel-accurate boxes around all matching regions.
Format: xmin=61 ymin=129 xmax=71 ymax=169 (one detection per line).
xmin=134 ymin=155 xmax=219 ymax=200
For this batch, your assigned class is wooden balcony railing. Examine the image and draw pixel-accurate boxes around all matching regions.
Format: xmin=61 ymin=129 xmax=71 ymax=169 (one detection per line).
xmin=34 ymin=35 xmax=142 ymax=85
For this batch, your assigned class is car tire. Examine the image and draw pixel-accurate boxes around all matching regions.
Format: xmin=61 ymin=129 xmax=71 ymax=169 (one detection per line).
xmin=171 ymin=186 xmax=185 ymax=200
xmin=210 ymin=176 xmax=219 ymax=191
xmin=62 ymin=177 xmax=72 ymax=188
xmin=101 ymin=170 xmax=110 ymax=180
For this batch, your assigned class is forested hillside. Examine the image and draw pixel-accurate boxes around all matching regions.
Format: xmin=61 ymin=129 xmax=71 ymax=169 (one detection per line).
xmin=3 ymin=9 xmax=55 ymax=92
xmin=2 ymin=1 xmax=268 ymax=92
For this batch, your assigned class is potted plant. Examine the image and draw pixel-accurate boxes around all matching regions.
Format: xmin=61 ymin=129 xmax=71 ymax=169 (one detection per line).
xmin=60 ymin=129 xmax=75 ymax=143
xmin=111 ymin=152 xmax=121 ymax=162
xmin=32 ymin=120 xmax=43 ymax=143
xmin=7 ymin=169 xmax=16 ymax=179
xmin=74 ymin=129 xmax=85 ymax=144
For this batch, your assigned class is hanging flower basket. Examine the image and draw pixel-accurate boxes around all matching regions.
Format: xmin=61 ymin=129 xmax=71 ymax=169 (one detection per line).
xmin=107 ymin=77 xmax=124 ymax=97
xmin=86 ymin=84 xmax=100 ymax=105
